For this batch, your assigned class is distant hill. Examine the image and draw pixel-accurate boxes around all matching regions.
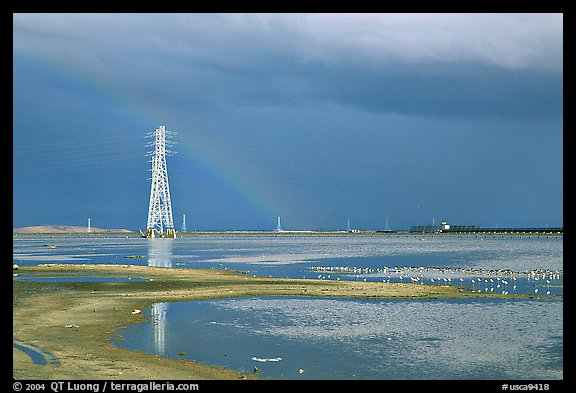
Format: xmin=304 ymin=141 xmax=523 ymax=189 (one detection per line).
xmin=13 ymin=225 xmax=133 ymax=234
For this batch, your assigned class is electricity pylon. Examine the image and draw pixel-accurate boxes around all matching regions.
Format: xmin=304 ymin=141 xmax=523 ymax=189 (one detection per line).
xmin=146 ymin=125 xmax=176 ymax=238
xmin=181 ymin=214 xmax=187 ymax=232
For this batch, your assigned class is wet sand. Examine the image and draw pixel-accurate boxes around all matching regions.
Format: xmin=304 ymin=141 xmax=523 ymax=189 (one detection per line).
xmin=13 ymin=263 xmax=509 ymax=380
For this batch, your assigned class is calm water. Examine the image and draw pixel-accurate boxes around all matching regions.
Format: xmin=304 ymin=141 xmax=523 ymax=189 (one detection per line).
xmin=117 ymin=297 xmax=563 ymax=380
xmin=13 ymin=234 xmax=563 ymax=379
xmin=13 ymin=234 xmax=563 ymax=296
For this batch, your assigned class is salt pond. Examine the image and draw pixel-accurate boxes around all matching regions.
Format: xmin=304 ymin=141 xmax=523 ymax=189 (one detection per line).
xmin=116 ymin=296 xmax=563 ymax=380
xmin=13 ymin=234 xmax=563 ymax=379
xmin=12 ymin=234 xmax=563 ymax=297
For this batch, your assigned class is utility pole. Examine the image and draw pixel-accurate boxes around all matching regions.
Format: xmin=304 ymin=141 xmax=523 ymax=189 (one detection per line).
xmin=181 ymin=214 xmax=187 ymax=232
xmin=146 ymin=125 xmax=176 ymax=238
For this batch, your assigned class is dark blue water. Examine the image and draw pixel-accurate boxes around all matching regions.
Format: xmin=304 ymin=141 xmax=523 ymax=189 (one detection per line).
xmin=13 ymin=234 xmax=563 ymax=297
xmin=13 ymin=339 xmax=58 ymax=366
xmin=116 ymin=296 xmax=563 ymax=380
xmin=13 ymin=234 xmax=563 ymax=379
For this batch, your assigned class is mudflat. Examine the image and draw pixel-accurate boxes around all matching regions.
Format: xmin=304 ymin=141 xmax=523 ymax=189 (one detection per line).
xmin=13 ymin=263 xmax=499 ymax=380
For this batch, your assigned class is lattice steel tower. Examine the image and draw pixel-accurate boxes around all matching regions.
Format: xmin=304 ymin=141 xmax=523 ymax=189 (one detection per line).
xmin=181 ymin=214 xmax=187 ymax=232
xmin=146 ymin=125 xmax=176 ymax=238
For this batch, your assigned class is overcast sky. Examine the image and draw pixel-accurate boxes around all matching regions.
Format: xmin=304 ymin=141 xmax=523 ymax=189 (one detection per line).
xmin=13 ymin=13 xmax=563 ymax=231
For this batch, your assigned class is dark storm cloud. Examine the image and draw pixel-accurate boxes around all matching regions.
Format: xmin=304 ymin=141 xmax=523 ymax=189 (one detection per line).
xmin=13 ymin=13 xmax=563 ymax=120
xmin=304 ymin=62 xmax=563 ymax=119
xmin=13 ymin=13 xmax=563 ymax=229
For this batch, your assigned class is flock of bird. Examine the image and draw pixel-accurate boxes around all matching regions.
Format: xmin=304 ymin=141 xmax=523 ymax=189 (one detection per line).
xmin=309 ymin=265 xmax=563 ymax=296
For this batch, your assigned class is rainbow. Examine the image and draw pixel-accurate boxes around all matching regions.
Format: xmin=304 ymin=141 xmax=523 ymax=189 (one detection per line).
xmin=174 ymin=130 xmax=297 ymax=226
xmin=14 ymin=46 xmax=305 ymax=229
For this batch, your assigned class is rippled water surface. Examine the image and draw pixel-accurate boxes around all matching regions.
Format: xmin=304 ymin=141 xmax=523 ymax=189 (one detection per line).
xmin=117 ymin=296 xmax=563 ymax=380
xmin=14 ymin=234 xmax=563 ymax=379
xmin=13 ymin=234 xmax=563 ymax=296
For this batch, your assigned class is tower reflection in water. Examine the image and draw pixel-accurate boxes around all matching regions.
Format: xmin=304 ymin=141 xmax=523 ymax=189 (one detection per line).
xmin=147 ymin=239 xmax=173 ymax=354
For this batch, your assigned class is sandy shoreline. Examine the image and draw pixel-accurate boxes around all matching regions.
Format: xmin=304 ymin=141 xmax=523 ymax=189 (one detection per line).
xmin=13 ymin=263 xmax=515 ymax=380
